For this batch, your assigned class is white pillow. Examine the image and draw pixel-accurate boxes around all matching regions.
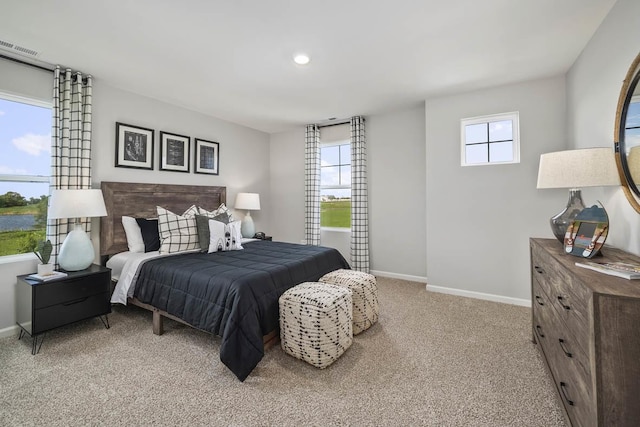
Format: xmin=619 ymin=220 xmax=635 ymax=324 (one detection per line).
xmin=157 ymin=206 xmax=199 ymax=254
xmin=122 ymin=216 xmax=145 ymax=253
xmin=200 ymin=203 xmax=235 ymax=222
xmin=208 ymin=219 xmax=243 ymax=253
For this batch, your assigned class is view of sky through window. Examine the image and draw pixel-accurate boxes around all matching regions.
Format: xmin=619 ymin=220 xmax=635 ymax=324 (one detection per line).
xmin=0 ymin=97 xmax=51 ymax=199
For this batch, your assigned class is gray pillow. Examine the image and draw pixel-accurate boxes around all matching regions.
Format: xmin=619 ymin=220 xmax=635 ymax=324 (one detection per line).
xmin=195 ymin=214 xmax=211 ymax=252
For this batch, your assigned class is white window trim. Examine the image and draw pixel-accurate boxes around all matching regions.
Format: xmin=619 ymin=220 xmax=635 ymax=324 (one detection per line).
xmin=460 ymin=111 xmax=520 ymax=167
xmin=320 ymin=139 xmax=351 ymax=230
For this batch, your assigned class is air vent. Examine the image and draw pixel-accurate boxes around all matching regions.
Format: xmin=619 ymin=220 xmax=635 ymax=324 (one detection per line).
xmin=0 ymin=39 xmax=39 ymax=58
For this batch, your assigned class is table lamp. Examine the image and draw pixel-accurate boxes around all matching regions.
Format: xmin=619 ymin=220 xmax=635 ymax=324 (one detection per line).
xmin=48 ymin=189 xmax=108 ymax=271
xmin=536 ymin=148 xmax=620 ymax=243
xmin=234 ymin=192 xmax=260 ymax=238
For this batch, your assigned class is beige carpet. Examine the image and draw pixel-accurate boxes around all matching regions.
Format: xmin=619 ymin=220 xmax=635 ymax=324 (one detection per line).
xmin=0 ymin=277 xmax=566 ymax=426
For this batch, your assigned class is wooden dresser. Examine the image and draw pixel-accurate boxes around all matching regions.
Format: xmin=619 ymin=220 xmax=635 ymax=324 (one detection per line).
xmin=530 ymin=238 xmax=640 ymax=426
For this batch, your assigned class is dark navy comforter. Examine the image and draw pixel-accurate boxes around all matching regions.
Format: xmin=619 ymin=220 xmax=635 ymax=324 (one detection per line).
xmin=133 ymin=240 xmax=350 ymax=381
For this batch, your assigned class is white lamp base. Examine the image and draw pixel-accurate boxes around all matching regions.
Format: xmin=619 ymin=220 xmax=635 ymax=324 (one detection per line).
xmin=58 ymin=223 xmax=95 ymax=271
xmin=241 ymin=211 xmax=255 ymax=238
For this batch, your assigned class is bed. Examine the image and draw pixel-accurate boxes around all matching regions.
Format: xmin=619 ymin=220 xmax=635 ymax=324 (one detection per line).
xmin=100 ymin=182 xmax=350 ymax=381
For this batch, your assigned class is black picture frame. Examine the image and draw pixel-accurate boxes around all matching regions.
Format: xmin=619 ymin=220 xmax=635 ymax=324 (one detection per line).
xmin=194 ymin=138 xmax=219 ymax=175
xmin=115 ymin=122 xmax=154 ymax=170
xmin=159 ymin=131 xmax=190 ymax=173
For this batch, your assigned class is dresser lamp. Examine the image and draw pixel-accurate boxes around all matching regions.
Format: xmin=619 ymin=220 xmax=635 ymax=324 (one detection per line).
xmin=536 ymin=148 xmax=620 ymax=243
xmin=48 ymin=189 xmax=108 ymax=271
xmin=234 ymin=192 xmax=260 ymax=238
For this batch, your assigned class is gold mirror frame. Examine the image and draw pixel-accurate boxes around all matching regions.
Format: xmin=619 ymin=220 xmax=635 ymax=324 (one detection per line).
xmin=614 ymin=51 xmax=640 ymax=213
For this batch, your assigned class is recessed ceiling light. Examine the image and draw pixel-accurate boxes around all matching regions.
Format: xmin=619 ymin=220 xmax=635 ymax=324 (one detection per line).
xmin=293 ymin=54 xmax=310 ymax=65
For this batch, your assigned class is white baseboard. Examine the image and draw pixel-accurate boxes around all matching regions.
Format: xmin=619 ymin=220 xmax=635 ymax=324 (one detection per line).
xmin=0 ymin=324 xmax=19 ymax=339
xmin=370 ymin=270 xmax=427 ymax=283
xmin=426 ymin=284 xmax=531 ymax=307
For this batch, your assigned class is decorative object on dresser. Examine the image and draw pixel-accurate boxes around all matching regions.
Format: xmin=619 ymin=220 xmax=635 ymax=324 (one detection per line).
xmin=115 ymin=122 xmax=154 ymax=170
xmin=159 ymin=131 xmax=190 ymax=173
xmin=16 ymin=264 xmax=111 ymax=355
xmin=563 ymin=204 xmax=608 ymax=258
xmin=530 ymin=238 xmax=640 ymax=426
xmin=48 ymin=189 xmax=108 ymax=271
xmin=194 ymin=138 xmax=219 ymax=175
xmin=234 ymin=192 xmax=260 ymax=238
xmin=33 ymin=239 xmax=53 ymax=276
xmin=536 ymin=148 xmax=620 ymax=243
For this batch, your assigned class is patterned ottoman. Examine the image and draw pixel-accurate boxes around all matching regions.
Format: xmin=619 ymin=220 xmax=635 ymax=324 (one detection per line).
xmin=319 ymin=269 xmax=379 ymax=335
xmin=279 ymin=282 xmax=353 ymax=369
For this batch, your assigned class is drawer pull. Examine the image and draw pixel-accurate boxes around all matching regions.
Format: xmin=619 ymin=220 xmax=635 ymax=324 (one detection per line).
xmin=560 ymin=382 xmax=575 ymax=406
xmin=536 ymin=325 xmax=545 ymax=338
xmin=534 ymin=266 xmax=545 ymax=275
xmin=558 ymin=338 xmax=572 ymax=358
xmin=557 ymin=296 xmax=571 ymax=310
xmin=63 ymin=297 xmax=89 ymax=306
xmin=534 ymin=295 xmax=545 ymax=306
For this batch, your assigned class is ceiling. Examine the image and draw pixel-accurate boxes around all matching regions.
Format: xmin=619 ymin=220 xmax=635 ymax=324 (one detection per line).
xmin=0 ymin=0 xmax=616 ymax=134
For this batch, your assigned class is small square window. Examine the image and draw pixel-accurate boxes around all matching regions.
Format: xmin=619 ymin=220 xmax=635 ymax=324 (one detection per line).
xmin=461 ymin=112 xmax=520 ymax=166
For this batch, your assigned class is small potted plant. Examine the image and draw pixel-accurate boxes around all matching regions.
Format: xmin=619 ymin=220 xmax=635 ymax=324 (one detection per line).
xmin=34 ymin=239 xmax=53 ymax=276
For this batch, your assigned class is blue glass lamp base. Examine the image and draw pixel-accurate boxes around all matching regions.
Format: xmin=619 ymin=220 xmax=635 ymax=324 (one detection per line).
xmin=550 ymin=189 xmax=585 ymax=243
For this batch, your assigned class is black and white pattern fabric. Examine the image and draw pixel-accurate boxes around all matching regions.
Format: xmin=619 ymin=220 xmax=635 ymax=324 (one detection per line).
xmin=156 ymin=206 xmax=199 ymax=253
xmin=319 ymin=269 xmax=379 ymax=335
xmin=304 ymin=124 xmax=321 ymax=246
xmin=279 ymin=282 xmax=353 ymax=369
xmin=350 ymin=116 xmax=369 ymax=272
xmin=207 ymin=219 xmax=243 ymax=253
xmin=47 ymin=66 xmax=93 ymax=267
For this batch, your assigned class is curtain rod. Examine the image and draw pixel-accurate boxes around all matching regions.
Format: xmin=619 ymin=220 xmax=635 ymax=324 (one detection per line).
xmin=0 ymin=53 xmax=54 ymax=73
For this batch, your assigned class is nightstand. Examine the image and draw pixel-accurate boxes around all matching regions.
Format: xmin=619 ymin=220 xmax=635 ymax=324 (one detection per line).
xmin=16 ymin=264 xmax=111 ymax=354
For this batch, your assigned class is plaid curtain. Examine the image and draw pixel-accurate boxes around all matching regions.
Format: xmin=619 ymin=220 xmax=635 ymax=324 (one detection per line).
xmin=350 ymin=116 xmax=369 ymax=272
xmin=47 ymin=66 xmax=93 ymax=267
xmin=304 ymin=124 xmax=321 ymax=246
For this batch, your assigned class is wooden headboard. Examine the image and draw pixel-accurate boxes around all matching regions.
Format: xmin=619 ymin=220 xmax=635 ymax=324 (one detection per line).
xmin=100 ymin=181 xmax=226 ymax=256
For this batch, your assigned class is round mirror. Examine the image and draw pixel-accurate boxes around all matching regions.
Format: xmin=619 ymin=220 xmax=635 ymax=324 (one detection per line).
xmin=615 ymin=52 xmax=640 ymax=213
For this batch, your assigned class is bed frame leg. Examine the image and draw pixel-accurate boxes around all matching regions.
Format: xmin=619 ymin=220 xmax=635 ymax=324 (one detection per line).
xmin=152 ymin=310 xmax=164 ymax=335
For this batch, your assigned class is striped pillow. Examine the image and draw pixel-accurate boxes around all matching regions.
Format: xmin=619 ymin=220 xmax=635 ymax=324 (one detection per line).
xmin=157 ymin=206 xmax=199 ymax=254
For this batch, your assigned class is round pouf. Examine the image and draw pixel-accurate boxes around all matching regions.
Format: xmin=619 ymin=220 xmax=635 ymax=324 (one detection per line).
xmin=279 ymin=282 xmax=353 ymax=369
xmin=319 ymin=269 xmax=379 ymax=335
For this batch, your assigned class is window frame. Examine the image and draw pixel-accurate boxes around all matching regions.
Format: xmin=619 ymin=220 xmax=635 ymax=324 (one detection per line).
xmin=460 ymin=111 xmax=520 ymax=167
xmin=320 ymin=139 xmax=351 ymax=230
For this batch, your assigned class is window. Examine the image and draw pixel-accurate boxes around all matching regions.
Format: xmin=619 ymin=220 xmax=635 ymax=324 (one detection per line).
xmin=461 ymin=112 xmax=520 ymax=166
xmin=0 ymin=94 xmax=52 ymax=257
xmin=320 ymin=141 xmax=351 ymax=228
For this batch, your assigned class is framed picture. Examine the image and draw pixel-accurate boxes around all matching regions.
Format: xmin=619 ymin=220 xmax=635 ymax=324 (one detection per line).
xmin=194 ymin=138 xmax=219 ymax=175
xmin=160 ymin=131 xmax=190 ymax=173
xmin=115 ymin=122 xmax=154 ymax=170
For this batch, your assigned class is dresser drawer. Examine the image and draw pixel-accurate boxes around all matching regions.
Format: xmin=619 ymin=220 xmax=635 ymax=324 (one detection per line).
xmin=531 ymin=247 xmax=591 ymax=355
xmin=33 ymin=292 xmax=111 ymax=334
xmin=34 ymin=272 xmax=110 ymax=309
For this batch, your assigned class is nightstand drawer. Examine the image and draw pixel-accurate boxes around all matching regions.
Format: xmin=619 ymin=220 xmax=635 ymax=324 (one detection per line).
xmin=34 ymin=272 xmax=110 ymax=309
xmin=33 ymin=292 xmax=110 ymax=334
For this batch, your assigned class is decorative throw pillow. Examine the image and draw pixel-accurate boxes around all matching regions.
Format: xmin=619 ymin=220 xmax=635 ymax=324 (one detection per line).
xmin=157 ymin=206 xmax=199 ymax=254
xmin=122 ymin=216 xmax=145 ymax=253
xmin=183 ymin=204 xmax=200 ymax=218
xmin=195 ymin=214 xmax=212 ymax=252
xmin=135 ymin=218 xmax=160 ymax=252
xmin=208 ymin=219 xmax=243 ymax=253
xmin=199 ymin=203 xmax=235 ymax=222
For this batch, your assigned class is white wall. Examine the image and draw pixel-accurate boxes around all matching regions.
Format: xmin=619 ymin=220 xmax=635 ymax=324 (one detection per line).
xmin=425 ymin=76 xmax=567 ymax=302
xmin=269 ymin=105 xmax=427 ymax=280
xmin=0 ymin=73 xmax=270 ymax=334
xmin=566 ymin=0 xmax=640 ymax=255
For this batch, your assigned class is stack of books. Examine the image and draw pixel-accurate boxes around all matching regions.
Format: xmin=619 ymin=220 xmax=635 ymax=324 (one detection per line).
xmin=27 ymin=271 xmax=68 ymax=282
xmin=575 ymin=261 xmax=640 ymax=280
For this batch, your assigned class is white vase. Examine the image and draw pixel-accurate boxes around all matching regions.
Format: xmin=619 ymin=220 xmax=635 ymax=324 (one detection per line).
xmin=37 ymin=263 xmax=54 ymax=276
